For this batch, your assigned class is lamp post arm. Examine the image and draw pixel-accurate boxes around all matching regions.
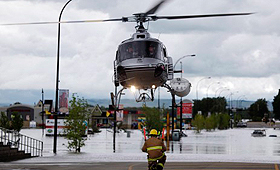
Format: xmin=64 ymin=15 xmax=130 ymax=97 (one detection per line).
xmin=174 ymin=54 xmax=195 ymax=69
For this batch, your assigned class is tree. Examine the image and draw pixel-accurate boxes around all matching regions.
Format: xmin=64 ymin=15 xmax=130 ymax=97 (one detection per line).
xmin=191 ymin=114 xmax=205 ymax=133
xmin=10 ymin=112 xmax=23 ymax=132
xmin=141 ymin=107 xmax=163 ymax=132
xmin=193 ymin=97 xmax=227 ymax=117
xmin=272 ymin=89 xmax=280 ymax=120
xmin=204 ymin=114 xmax=217 ymax=131
xmin=233 ymin=113 xmax=242 ymax=126
xmin=64 ymin=96 xmax=89 ymax=152
xmin=248 ymin=99 xmax=269 ymax=121
xmin=217 ymin=113 xmax=230 ymax=130
xmin=0 ymin=112 xmax=10 ymax=129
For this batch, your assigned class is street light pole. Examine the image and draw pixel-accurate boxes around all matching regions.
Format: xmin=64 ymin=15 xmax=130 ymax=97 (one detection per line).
xmin=41 ymin=89 xmax=44 ymax=136
xmin=215 ymin=87 xmax=225 ymax=97
xmin=54 ymin=0 xmax=72 ymax=154
xmin=173 ymin=54 xmax=195 ymax=134
xmin=180 ymin=61 xmax=183 ymax=133
xmin=195 ymin=77 xmax=211 ymax=115
xmin=206 ymin=81 xmax=220 ymax=98
xmin=196 ymin=77 xmax=211 ymax=101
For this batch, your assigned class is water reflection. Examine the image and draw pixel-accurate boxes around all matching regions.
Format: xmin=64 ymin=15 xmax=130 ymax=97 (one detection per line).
xmin=20 ymin=128 xmax=280 ymax=159
xmin=273 ymin=141 xmax=280 ymax=156
xmin=166 ymin=140 xmax=226 ymax=154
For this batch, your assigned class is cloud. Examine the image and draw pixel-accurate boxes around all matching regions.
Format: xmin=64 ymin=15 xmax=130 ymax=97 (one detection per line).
xmin=0 ymin=0 xmax=280 ymax=105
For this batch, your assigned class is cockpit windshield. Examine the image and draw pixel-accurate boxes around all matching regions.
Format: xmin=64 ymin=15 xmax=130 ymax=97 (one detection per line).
xmin=118 ymin=41 xmax=161 ymax=62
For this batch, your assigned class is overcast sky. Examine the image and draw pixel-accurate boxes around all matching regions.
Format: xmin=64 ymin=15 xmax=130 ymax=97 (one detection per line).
xmin=0 ymin=0 xmax=279 ymax=105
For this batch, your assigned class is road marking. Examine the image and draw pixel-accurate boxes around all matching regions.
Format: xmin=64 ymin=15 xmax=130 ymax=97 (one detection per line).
xmin=128 ymin=163 xmax=142 ymax=170
xmin=275 ymin=164 xmax=279 ymax=170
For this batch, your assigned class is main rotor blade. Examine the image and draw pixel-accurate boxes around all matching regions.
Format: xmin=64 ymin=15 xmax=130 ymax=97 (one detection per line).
xmin=145 ymin=0 xmax=167 ymax=15
xmin=155 ymin=12 xmax=254 ymax=20
xmin=0 ymin=18 xmax=123 ymax=26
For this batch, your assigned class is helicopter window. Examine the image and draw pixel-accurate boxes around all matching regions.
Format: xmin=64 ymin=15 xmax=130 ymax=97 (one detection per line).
xmin=137 ymin=34 xmax=146 ymax=39
xmin=163 ymin=47 xmax=167 ymax=58
xmin=118 ymin=41 xmax=161 ymax=62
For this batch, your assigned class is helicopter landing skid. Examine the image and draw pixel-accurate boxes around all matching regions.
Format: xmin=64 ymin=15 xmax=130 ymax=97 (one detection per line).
xmin=135 ymin=89 xmax=155 ymax=102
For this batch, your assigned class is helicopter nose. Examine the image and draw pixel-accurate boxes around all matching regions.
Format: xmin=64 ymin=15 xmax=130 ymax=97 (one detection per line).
xmin=154 ymin=64 xmax=165 ymax=77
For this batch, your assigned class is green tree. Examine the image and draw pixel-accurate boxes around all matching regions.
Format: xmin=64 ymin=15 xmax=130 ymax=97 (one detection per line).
xmin=272 ymin=89 xmax=280 ymax=120
xmin=234 ymin=113 xmax=242 ymax=126
xmin=142 ymin=107 xmax=163 ymax=132
xmin=248 ymin=99 xmax=269 ymax=121
xmin=64 ymin=96 xmax=89 ymax=152
xmin=193 ymin=97 xmax=227 ymax=117
xmin=204 ymin=114 xmax=217 ymax=131
xmin=217 ymin=113 xmax=230 ymax=130
xmin=0 ymin=112 xmax=10 ymax=129
xmin=10 ymin=112 xmax=23 ymax=132
xmin=191 ymin=114 xmax=205 ymax=133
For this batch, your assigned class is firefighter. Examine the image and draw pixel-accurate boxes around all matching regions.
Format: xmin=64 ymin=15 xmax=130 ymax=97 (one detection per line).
xmin=142 ymin=129 xmax=166 ymax=170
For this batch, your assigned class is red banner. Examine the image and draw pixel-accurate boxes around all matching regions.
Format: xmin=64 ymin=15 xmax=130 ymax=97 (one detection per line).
xmin=177 ymin=102 xmax=192 ymax=118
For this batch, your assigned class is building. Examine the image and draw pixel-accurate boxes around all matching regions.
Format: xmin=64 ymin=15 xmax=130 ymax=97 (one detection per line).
xmin=0 ymin=102 xmax=46 ymax=128
xmin=1 ymin=102 xmax=141 ymax=130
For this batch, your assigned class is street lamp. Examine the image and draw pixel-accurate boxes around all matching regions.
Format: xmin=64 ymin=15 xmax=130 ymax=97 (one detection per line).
xmin=196 ymin=77 xmax=211 ymax=101
xmin=206 ymin=81 xmax=220 ymax=98
xmin=54 ymin=0 xmax=72 ymax=154
xmin=174 ymin=54 xmax=195 ymax=69
xmin=215 ymin=87 xmax=225 ymax=97
xmin=239 ymin=97 xmax=247 ymax=109
xmin=218 ymin=88 xmax=230 ymax=97
xmin=230 ymin=91 xmax=239 ymax=109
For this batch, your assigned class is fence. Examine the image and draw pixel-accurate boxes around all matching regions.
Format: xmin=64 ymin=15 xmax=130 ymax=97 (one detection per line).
xmin=0 ymin=127 xmax=43 ymax=157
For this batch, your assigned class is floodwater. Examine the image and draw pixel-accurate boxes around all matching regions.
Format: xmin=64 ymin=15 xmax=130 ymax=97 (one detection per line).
xmin=17 ymin=128 xmax=280 ymax=164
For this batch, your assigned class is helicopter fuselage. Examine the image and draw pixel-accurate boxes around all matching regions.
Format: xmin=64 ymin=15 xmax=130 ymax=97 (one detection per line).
xmin=114 ymin=31 xmax=173 ymax=90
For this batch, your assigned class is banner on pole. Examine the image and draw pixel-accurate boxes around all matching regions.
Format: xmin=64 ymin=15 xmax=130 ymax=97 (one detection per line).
xmin=59 ymin=89 xmax=69 ymax=114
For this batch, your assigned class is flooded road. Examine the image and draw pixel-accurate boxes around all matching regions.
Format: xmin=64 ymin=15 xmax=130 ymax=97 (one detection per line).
xmin=18 ymin=128 xmax=280 ymax=163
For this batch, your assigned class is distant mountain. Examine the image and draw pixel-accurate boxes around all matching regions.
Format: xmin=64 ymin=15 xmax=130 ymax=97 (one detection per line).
xmin=87 ymin=98 xmax=180 ymax=108
xmin=87 ymin=98 xmax=273 ymax=111
xmin=0 ymin=103 xmax=10 ymax=107
xmin=88 ymin=99 xmax=273 ymax=111
xmin=0 ymin=98 xmax=273 ymax=111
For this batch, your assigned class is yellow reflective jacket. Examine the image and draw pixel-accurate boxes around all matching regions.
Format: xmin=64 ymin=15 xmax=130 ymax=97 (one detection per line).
xmin=142 ymin=137 xmax=166 ymax=159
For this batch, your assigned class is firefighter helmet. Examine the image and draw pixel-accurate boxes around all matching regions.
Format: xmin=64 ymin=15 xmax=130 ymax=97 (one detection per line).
xmin=149 ymin=129 xmax=158 ymax=136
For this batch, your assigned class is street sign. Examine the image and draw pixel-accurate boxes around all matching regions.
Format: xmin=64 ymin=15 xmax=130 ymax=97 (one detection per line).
xmin=177 ymin=99 xmax=193 ymax=118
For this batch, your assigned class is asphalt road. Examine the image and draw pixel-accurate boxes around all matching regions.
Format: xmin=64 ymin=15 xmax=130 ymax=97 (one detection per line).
xmin=0 ymin=162 xmax=279 ymax=170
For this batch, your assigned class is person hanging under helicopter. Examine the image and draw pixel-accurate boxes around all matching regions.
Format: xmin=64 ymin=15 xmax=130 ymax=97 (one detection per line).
xmin=142 ymin=129 xmax=166 ymax=170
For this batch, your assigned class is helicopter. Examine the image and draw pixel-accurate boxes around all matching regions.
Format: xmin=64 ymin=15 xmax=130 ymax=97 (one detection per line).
xmin=111 ymin=0 xmax=252 ymax=102
xmin=1 ymin=0 xmax=252 ymax=102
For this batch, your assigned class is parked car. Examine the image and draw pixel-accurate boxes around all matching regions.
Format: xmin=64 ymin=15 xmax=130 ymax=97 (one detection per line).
xmin=251 ymin=129 xmax=266 ymax=137
xmin=236 ymin=121 xmax=247 ymax=127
